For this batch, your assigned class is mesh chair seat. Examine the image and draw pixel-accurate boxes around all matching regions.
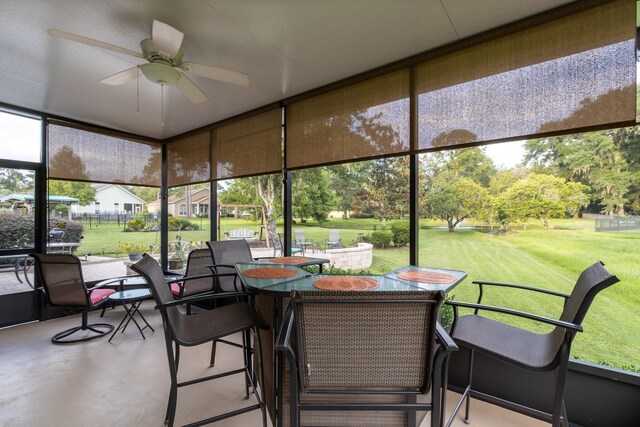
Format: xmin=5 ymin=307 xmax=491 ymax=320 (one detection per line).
xmin=168 ymin=302 xmax=262 ymax=347
xmin=453 ymin=315 xmax=560 ymax=371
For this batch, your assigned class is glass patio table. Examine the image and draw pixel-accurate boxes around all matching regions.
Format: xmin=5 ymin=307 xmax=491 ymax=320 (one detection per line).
xmin=252 ymin=256 xmax=330 ymax=273
xmin=235 ymin=261 xmax=467 ymax=426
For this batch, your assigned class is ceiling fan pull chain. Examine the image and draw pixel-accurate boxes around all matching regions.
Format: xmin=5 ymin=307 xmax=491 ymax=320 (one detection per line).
xmin=136 ymin=66 xmax=140 ymax=113
xmin=160 ymin=83 xmax=165 ymax=127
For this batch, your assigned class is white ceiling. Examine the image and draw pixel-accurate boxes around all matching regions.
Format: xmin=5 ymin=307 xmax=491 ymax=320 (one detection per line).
xmin=0 ymin=0 xmax=575 ymax=140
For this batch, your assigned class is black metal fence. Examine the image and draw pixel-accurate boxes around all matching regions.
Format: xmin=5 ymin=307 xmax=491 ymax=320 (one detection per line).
xmin=71 ymin=212 xmax=159 ymax=230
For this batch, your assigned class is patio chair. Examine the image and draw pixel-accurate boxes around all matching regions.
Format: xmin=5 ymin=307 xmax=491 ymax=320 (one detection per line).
xmin=206 ymin=239 xmax=254 ymax=292
xmin=131 ymin=255 xmax=267 ymax=427
xmin=168 ymin=248 xmax=215 ymax=314
xmin=206 ymin=239 xmax=259 ymax=366
xmin=30 ymin=253 xmax=115 ymax=344
xmin=326 ymin=229 xmax=341 ymax=249
xmin=445 ymin=261 xmax=619 ymax=427
xmin=293 ymin=229 xmax=313 ymax=255
xmin=271 ymin=233 xmax=303 ymax=257
xmin=276 ymin=290 xmax=458 ymax=427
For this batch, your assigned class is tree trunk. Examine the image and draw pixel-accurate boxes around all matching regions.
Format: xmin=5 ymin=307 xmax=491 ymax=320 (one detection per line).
xmin=257 ymin=176 xmax=278 ymax=249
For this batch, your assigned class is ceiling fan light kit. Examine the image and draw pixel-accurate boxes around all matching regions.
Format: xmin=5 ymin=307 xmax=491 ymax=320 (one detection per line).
xmin=140 ymin=63 xmax=182 ymax=86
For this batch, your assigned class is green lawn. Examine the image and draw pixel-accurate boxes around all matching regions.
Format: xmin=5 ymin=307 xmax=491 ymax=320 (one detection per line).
xmin=75 ymin=216 xmax=639 ymax=370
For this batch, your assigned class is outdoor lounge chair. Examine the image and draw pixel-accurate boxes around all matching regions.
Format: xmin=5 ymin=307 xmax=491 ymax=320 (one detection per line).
xmin=276 ymin=290 xmax=458 ymax=427
xmin=445 ymin=261 xmax=619 ymax=427
xmin=131 ymin=254 xmax=268 ymax=427
xmin=30 ymin=253 xmax=115 ymax=344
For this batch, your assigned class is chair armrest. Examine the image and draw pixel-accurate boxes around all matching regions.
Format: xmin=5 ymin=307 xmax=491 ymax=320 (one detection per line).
xmin=166 ymin=273 xmax=213 ymax=285
xmin=472 ymin=280 xmax=570 ymax=299
xmin=446 ymin=300 xmax=583 ymax=332
xmin=155 ymin=291 xmax=250 ymax=309
xmin=436 ymin=322 xmax=458 ymax=352
xmin=275 ymin=306 xmax=298 ymax=367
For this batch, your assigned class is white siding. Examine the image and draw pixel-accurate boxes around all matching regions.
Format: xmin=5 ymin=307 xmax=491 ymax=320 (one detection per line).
xmin=73 ymin=185 xmax=145 ymax=215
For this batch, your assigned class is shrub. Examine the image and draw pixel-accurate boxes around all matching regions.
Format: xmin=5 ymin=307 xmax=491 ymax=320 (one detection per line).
xmin=367 ymin=230 xmax=393 ymax=248
xmin=0 ymin=211 xmax=34 ymax=248
xmin=48 ymin=218 xmax=83 ymax=243
xmin=118 ymin=241 xmax=149 ymax=254
xmin=126 ymin=217 xmax=146 ymax=231
xmin=390 ymin=221 xmax=410 ymax=246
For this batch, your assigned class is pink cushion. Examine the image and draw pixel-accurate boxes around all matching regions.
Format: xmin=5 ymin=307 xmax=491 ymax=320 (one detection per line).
xmin=90 ymin=288 xmax=115 ymax=304
xmin=170 ymin=282 xmax=184 ymax=296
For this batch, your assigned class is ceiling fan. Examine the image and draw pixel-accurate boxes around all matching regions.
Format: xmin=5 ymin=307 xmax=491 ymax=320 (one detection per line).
xmin=48 ymin=20 xmax=249 ymax=104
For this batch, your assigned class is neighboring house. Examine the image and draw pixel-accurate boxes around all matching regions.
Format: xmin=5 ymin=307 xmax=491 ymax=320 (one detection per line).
xmin=73 ymin=184 xmax=145 ymax=215
xmin=147 ymin=187 xmax=210 ymax=217
xmin=0 ymin=194 xmax=79 ymax=219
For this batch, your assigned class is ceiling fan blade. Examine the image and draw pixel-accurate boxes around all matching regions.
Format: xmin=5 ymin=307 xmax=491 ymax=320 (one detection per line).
xmin=175 ymin=73 xmax=208 ymax=104
xmin=152 ymin=20 xmax=184 ymax=58
xmin=181 ymin=61 xmax=249 ymax=87
xmin=48 ymin=29 xmax=143 ymax=58
xmin=100 ymin=67 xmax=138 ymax=86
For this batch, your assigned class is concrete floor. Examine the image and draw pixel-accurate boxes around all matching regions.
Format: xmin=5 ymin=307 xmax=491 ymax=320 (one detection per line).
xmin=0 ymin=302 xmax=548 ymax=427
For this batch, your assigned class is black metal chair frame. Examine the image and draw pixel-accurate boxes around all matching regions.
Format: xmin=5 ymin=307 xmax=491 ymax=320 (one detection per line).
xmin=131 ymin=255 xmax=268 ymax=427
xmin=30 ymin=253 xmax=114 ymax=344
xmin=205 ymin=240 xmax=260 ymax=367
xmin=276 ymin=290 xmax=459 ymax=427
xmin=445 ymin=261 xmax=619 ymax=427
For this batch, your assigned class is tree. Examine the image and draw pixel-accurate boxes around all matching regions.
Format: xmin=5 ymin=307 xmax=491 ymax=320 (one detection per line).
xmin=525 ymin=131 xmax=638 ymax=215
xmin=498 ymin=173 xmax=589 ymax=229
xmin=351 ymin=157 xmax=410 ymax=223
xmin=292 ymin=168 xmax=337 ymax=225
xmin=0 ymin=169 xmax=33 ymax=194
xmin=47 ymin=180 xmax=96 ymax=205
xmin=326 ymin=163 xmax=367 ymax=218
xmin=219 ymin=175 xmax=283 ymax=247
xmin=425 ymin=171 xmax=488 ymax=232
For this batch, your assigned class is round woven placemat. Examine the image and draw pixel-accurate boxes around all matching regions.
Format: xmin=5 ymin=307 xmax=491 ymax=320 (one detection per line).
xmin=267 ymin=257 xmax=312 ymax=264
xmin=313 ymin=276 xmax=379 ymax=291
xmin=397 ymin=270 xmax=455 ymax=284
xmin=242 ymin=267 xmax=298 ymax=279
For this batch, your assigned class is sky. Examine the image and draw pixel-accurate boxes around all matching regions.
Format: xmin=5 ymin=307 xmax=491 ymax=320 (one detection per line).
xmin=0 ymin=112 xmax=41 ymax=162
xmin=483 ymin=140 xmax=525 ymax=169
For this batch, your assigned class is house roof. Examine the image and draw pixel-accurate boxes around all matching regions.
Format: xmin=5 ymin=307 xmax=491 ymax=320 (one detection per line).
xmin=149 ymin=187 xmax=210 ymax=206
xmin=0 ymin=194 xmax=79 ymax=203
xmin=0 ymin=0 xmax=575 ymax=140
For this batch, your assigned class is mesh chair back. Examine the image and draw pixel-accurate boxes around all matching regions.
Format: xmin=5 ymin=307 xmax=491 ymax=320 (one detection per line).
xmin=559 ymin=261 xmax=619 ymax=326
xmin=291 ymin=290 xmax=442 ymax=393
xmin=294 ymin=230 xmax=306 ymax=244
xmin=31 ymin=253 xmax=89 ymax=307
xmin=182 ymin=248 xmax=215 ymax=296
xmin=207 ymin=240 xmax=253 ymax=291
xmin=546 ymin=261 xmax=619 ymax=359
xmin=327 ymin=230 xmax=340 ymax=244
